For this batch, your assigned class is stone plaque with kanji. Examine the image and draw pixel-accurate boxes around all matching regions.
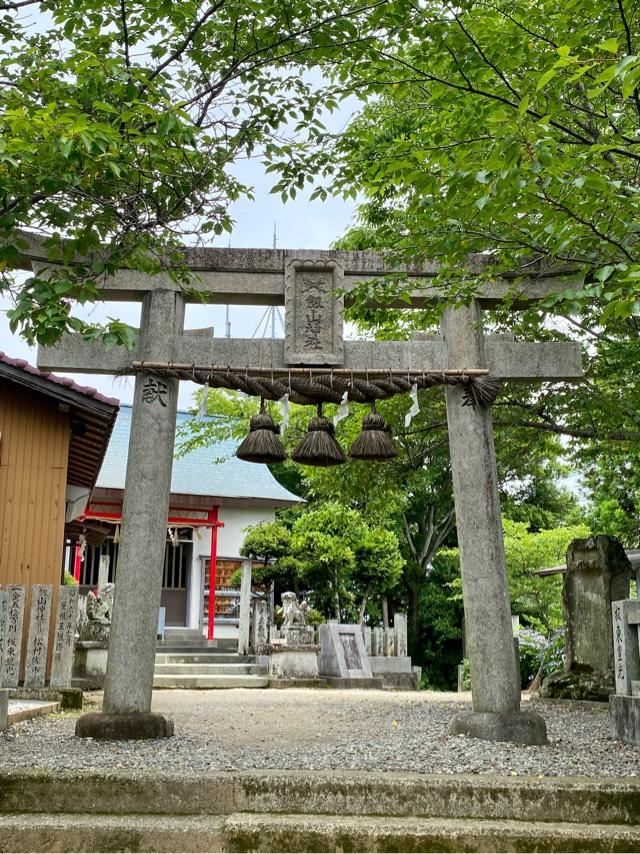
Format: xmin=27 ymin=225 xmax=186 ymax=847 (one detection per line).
xmin=284 ymin=254 xmax=344 ymax=365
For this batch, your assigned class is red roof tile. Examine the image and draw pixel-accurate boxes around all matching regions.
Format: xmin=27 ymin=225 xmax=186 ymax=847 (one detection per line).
xmin=0 ymin=351 xmax=120 ymax=406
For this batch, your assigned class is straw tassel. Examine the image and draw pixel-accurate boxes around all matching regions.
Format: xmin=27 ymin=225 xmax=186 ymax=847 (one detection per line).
xmin=292 ymin=404 xmax=345 ymax=467
xmin=349 ymin=403 xmax=398 ymax=461
xmin=236 ymin=399 xmax=286 ymax=464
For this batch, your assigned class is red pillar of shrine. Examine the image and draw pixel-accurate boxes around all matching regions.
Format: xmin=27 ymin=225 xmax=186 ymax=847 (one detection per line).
xmin=207 ymin=508 xmax=222 ymax=640
xmin=73 ymin=543 xmax=82 ymax=583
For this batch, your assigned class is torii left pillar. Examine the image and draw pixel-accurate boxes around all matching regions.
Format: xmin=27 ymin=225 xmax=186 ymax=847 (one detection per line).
xmin=76 ymin=289 xmax=184 ymax=739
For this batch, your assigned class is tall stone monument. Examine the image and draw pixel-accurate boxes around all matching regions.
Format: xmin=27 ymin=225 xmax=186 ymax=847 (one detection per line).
xmin=50 ymin=586 xmax=79 ymax=689
xmin=610 ymin=599 xmax=640 ymax=744
xmin=543 ymin=536 xmax=631 ymax=700
xmin=24 ymin=585 xmax=52 ymax=689
xmin=3 ymin=586 xmax=24 ymax=689
xmin=32 ymin=237 xmax=583 ymax=743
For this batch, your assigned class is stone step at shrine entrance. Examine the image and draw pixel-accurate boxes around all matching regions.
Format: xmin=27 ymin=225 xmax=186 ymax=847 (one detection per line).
xmin=22 ymin=235 xmax=583 ymax=743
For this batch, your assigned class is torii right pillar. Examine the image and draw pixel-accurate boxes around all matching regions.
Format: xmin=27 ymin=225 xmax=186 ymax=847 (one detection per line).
xmin=442 ymin=300 xmax=547 ymax=745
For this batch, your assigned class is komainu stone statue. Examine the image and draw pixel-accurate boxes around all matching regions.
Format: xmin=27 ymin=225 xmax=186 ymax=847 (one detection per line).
xmin=282 ymin=591 xmax=307 ymax=627
xmin=281 ymin=592 xmax=313 ymax=646
xmin=81 ymin=583 xmax=115 ymax=642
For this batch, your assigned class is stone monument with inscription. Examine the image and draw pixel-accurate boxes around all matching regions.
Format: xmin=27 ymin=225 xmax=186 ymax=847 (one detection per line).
xmin=50 ymin=587 xmax=79 ymax=689
xmin=610 ymin=598 xmax=640 ymax=745
xmin=318 ymin=623 xmax=373 ymax=680
xmin=3 ymin=586 xmax=24 ymax=689
xmin=24 ymin=585 xmax=52 ymax=690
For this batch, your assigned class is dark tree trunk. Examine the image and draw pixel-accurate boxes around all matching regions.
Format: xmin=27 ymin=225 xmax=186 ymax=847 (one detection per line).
xmin=408 ymin=584 xmax=420 ymax=657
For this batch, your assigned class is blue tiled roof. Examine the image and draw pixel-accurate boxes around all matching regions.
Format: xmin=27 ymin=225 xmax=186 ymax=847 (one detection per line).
xmin=96 ymin=405 xmax=301 ymax=504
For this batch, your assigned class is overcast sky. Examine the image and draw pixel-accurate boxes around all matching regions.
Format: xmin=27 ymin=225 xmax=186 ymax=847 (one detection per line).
xmin=0 ymin=150 xmax=357 ymax=409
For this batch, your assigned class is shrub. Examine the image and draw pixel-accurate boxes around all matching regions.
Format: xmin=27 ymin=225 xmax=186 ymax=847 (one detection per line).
xmin=518 ymin=627 xmax=547 ymax=687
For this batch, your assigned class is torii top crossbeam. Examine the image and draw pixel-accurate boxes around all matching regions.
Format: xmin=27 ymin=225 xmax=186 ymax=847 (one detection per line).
xmin=18 ymin=233 xmax=581 ymax=307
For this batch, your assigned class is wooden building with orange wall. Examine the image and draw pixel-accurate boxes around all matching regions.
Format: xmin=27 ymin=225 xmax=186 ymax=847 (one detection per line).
xmin=0 ymin=352 xmax=118 ymax=663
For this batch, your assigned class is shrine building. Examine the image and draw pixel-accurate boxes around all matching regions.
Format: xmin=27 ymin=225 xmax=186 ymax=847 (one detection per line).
xmin=0 ymin=352 xmax=119 ymax=665
xmin=74 ymin=404 xmax=300 ymax=638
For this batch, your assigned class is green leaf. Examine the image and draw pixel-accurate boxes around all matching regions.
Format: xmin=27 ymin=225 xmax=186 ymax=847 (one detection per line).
xmin=599 ymin=38 xmax=618 ymax=53
xmin=535 ymin=68 xmax=557 ymax=92
xmin=595 ymin=265 xmax=614 ymax=282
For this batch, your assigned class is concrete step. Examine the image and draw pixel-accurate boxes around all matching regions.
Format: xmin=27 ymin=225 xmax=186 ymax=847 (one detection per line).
xmin=155 ymin=653 xmax=255 ymax=665
xmin=226 ymin=812 xmax=640 ymax=853
xmin=1 ymin=812 xmax=639 ymax=853
xmin=5 ymin=770 xmax=640 ymax=826
xmin=156 ymin=641 xmax=221 ymax=651
xmin=154 ymin=663 xmax=265 ymax=676
xmin=162 ymin=629 xmax=203 ymax=640
xmin=0 ymin=813 xmax=225 ymax=853
xmin=152 ymin=674 xmax=268 ymax=689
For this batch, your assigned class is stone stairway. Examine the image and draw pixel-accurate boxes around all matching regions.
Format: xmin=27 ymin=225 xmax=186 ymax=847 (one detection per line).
xmin=154 ymin=648 xmax=268 ymax=689
xmin=2 ymin=769 xmax=640 ymax=851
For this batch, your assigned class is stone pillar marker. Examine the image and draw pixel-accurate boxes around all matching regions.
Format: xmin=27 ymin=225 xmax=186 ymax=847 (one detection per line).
xmin=395 ymin=614 xmax=408 ymax=658
xmin=0 ymin=689 xmax=7 ymax=732
xmin=0 ymin=591 xmax=7 ymax=689
xmin=442 ymin=302 xmax=547 ymax=745
xmin=50 ymin=586 xmax=79 ymax=689
xmin=97 ymin=555 xmax=110 ymax=589
xmin=76 ymin=289 xmax=184 ymax=739
xmin=24 ymin=585 xmax=53 ymax=689
xmin=373 ymin=627 xmax=384 ymax=658
xmin=384 ymin=629 xmax=395 ymax=657
xmin=3 ymin=586 xmax=24 ymax=688
xmin=612 ymin=600 xmax=640 ymax=695
xmin=237 ymin=560 xmax=252 ymax=656
xmin=363 ymin=625 xmax=372 ymax=656
xmin=251 ymin=599 xmax=269 ymax=656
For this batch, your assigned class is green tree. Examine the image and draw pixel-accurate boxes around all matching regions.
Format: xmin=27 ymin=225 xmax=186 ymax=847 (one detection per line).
xmin=502 ymin=519 xmax=590 ymax=632
xmin=289 ymin=501 xmax=403 ymax=620
xmin=0 ymin=0 xmax=419 ymax=344
xmin=272 ymin=0 xmax=640 ymax=322
xmin=239 ymin=520 xmax=299 ymax=591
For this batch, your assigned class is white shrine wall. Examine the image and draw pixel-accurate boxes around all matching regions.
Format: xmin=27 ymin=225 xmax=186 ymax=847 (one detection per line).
xmin=186 ymin=506 xmax=277 ymax=631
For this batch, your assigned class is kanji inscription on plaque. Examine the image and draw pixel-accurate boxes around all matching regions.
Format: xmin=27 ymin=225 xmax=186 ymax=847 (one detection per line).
xmin=284 ymin=255 xmax=344 ymax=365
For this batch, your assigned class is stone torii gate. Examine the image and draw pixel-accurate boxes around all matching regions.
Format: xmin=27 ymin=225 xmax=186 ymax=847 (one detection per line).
xmin=31 ymin=244 xmax=583 ymax=743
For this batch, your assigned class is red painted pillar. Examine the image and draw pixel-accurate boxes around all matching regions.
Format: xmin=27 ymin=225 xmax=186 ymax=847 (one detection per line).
xmin=73 ymin=544 xmax=82 ymax=583
xmin=207 ymin=508 xmax=220 ymax=641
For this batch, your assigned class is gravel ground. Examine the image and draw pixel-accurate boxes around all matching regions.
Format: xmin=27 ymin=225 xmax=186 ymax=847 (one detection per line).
xmin=1 ymin=689 xmax=638 ymax=778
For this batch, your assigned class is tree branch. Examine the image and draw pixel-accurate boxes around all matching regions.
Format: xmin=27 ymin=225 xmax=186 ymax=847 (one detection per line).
xmin=493 ymin=418 xmax=634 ymax=442
xmin=120 ymin=0 xmax=131 ymax=71
xmin=143 ymin=0 xmax=228 ymax=91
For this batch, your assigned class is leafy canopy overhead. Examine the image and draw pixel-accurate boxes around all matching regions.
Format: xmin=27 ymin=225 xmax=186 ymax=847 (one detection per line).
xmin=271 ymin=0 xmax=640 ymax=322
xmin=0 ymin=0 xmax=415 ymax=344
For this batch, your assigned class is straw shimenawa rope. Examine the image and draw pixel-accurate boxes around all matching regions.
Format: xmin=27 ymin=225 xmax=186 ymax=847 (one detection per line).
xmin=126 ymin=363 xmax=501 ymax=408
